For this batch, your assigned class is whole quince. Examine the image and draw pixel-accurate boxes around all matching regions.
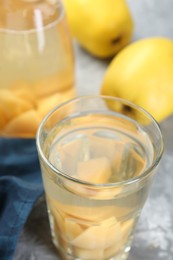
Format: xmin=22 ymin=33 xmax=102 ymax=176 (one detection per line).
xmin=101 ymin=37 xmax=173 ymax=122
xmin=63 ymin=0 xmax=133 ymax=58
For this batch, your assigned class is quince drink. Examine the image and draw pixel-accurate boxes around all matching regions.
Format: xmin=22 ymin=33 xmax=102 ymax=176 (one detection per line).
xmin=41 ymin=113 xmax=154 ymax=260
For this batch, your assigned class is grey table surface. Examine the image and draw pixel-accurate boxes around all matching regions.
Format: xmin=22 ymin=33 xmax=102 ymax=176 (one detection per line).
xmin=14 ymin=0 xmax=173 ymax=259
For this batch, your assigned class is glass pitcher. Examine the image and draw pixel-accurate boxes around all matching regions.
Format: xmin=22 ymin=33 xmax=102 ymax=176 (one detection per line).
xmin=0 ymin=0 xmax=76 ymax=138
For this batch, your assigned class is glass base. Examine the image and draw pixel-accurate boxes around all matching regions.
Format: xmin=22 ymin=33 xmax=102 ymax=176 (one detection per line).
xmin=49 ymin=209 xmax=133 ymax=260
xmin=58 ymin=249 xmax=130 ymax=260
xmin=53 ymin=238 xmax=131 ymax=260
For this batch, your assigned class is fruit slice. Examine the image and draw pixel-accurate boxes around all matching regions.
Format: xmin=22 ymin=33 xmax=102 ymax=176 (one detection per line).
xmin=37 ymin=87 xmax=76 ymax=117
xmin=48 ymin=203 xmax=66 ymax=233
xmin=63 ymin=157 xmax=112 ymax=198
xmin=73 ymin=248 xmax=104 ymax=259
xmin=4 ymin=109 xmax=41 ymax=137
xmin=0 ymin=106 xmax=7 ymax=131
xmin=37 ymin=93 xmax=62 ymax=117
xmin=48 ymin=199 xmax=84 ymax=244
xmin=64 ymin=220 xmax=83 ymax=240
xmin=104 ymin=218 xmax=135 ymax=258
xmin=77 ymin=157 xmax=112 ymax=184
xmin=104 ymin=243 xmax=121 ymax=259
xmin=0 ymin=89 xmax=33 ymax=121
xmin=71 ymin=217 xmax=122 ymax=250
xmin=121 ymin=219 xmax=134 ymax=243
xmin=47 ymin=195 xmax=122 ymax=223
xmin=12 ymin=87 xmax=36 ymax=106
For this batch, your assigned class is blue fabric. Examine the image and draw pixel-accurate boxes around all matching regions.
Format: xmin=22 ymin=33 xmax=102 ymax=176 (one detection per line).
xmin=0 ymin=138 xmax=43 ymax=260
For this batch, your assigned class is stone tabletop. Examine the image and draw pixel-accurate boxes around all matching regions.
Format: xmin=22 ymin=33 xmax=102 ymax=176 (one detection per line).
xmin=14 ymin=0 xmax=173 ymax=259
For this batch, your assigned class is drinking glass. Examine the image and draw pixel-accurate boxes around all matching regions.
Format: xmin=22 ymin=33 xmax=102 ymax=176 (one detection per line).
xmin=36 ymin=96 xmax=163 ymax=260
xmin=0 ymin=0 xmax=75 ymax=138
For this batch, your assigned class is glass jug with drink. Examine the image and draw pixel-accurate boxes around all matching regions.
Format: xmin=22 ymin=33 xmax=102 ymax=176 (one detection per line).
xmin=0 ymin=0 xmax=75 ymax=138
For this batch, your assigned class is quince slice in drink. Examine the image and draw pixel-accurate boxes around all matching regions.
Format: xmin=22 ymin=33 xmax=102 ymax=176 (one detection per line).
xmin=0 ymin=107 xmax=7 ymax=131
xmin=71 ymin=217 xmax=122 ymax=250
xmin=37 ymin=93 xmax=62 ymax=117
xmin=48 ymin=202 xmax=66 ymax=233
xmin=64 ymin=220 xmax=83 ymax=240
xmin=77 ymin=157 xmax=112 ymax=184
xmin=4 ymin=110 xmax=41 ymax=137
xmin=121 ymin=219 xmax=134 ymax=242
xmin=90 ymin=135 xmax=125 ymax=181
xmin=47 ymin=195 xmax=120 ymax=223
xmin=104 ymin=219 xmax=134 ymax=258
xmin=14 ymin=89 xmax=36 ymax=106
xmin=76 ymin=156 xmax=124 ymax=199
xmin=0 ymin=89 xmax=33 ymax=122
xmin=37 ymin=87 xmax=75 ymax=117
xmin=104 ymin=243 xmax=121 ymax=258
xmin=10 ymin=81 xmax=36 ymax=105
xmin=73 ymin=247 xmax=104 ymax=259
xmin=48 ymin=201 xmax=82 ymax=240
xmin=58 ymin=235 xmax=68 ymax=252
xmin=64 ymin=156 xmax=112 ymax=198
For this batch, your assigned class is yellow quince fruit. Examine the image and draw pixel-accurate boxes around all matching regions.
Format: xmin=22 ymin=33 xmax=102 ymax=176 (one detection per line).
xmin=101 ymin=37 xmax=173 ymax=122
xmin=63 ymin=0 xmax=133 ymax=58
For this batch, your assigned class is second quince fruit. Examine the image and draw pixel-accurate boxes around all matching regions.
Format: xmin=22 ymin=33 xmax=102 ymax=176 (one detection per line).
xmin=101 ymin=37 xmax=173 ymax=122
xmin=63 ymin=0 xmax=133 ymax=58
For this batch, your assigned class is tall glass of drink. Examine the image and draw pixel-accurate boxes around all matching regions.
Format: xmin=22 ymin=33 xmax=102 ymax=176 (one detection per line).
xmin=36 ymin=96 xmax=163 ymax=260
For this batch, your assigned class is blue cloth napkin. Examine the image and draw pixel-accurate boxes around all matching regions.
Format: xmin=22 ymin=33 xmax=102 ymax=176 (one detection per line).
xmin=0 ymin=138 xmax=43 ymax=260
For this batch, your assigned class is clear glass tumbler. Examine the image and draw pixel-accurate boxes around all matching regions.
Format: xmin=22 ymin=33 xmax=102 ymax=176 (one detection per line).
xmin=0 ymin=0 xmax=75 ymax=137
xmin=36 ymin=96 xmax=164 ymax=260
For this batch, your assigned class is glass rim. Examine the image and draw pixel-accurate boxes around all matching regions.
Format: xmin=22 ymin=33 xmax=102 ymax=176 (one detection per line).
xmin=0 ymin=0 xmax=64 ymax=34
xmin=36 ymin=95 xmax=164 ymax=188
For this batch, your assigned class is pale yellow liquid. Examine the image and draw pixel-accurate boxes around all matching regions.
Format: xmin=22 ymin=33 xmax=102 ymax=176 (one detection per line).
xmin=41 ymin=114 xmax=154 ymax=260
xmin=0 ymin=0 xmax=75 ymax=137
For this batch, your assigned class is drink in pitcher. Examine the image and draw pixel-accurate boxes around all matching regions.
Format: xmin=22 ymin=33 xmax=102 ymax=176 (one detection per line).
xmin=0 ymin=0 xmax=75 ymax=137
